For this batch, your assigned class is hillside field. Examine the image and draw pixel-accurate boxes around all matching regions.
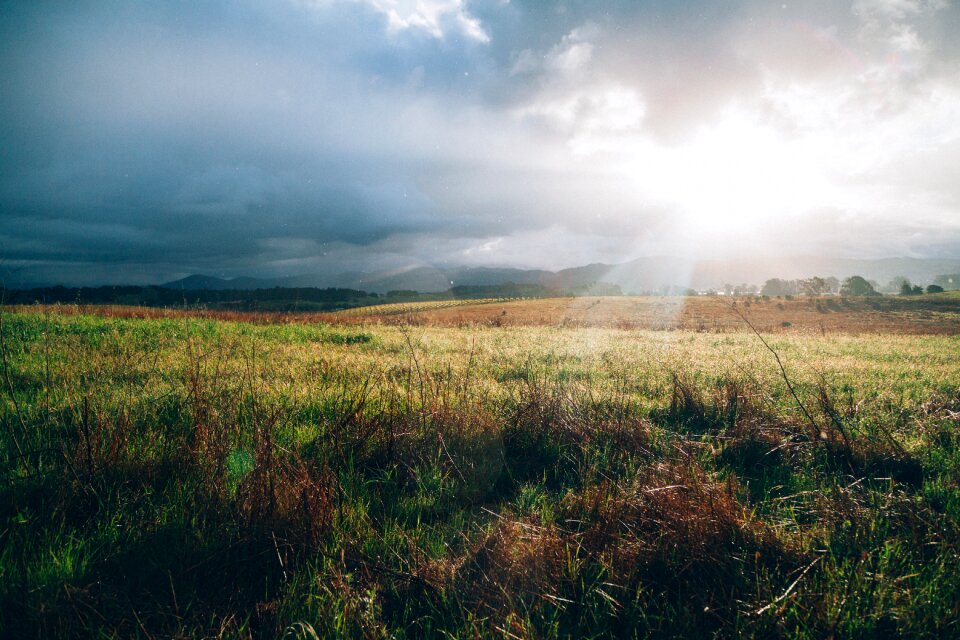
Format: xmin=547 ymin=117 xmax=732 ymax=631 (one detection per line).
xmin=1 ymin=303 xmax=959 ymax=638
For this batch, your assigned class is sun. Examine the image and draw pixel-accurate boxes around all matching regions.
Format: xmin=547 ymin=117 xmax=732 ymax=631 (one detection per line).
xmin=621 ymin=109 xmax=836 ymax=238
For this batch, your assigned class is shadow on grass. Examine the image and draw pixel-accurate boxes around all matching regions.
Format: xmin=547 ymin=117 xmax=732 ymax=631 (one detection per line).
xmin=0 ymin=449 xmax=332 ymax=638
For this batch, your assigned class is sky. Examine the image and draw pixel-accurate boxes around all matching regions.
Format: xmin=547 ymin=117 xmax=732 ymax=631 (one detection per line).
xmin=2 ymin=0 xmax=959 ymax=286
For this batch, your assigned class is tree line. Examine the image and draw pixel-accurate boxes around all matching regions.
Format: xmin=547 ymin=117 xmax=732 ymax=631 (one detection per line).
xmin=760 ymin=275 xmax=947 ymax=297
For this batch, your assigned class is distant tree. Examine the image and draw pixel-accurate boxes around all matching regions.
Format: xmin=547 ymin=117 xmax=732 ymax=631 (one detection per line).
xmin=760 ymin=279 xmax=780 ymax=296
xmin=800 ymin=276 xmax=828 ymax=296
xmin=890 ymin=276 xmax=911 ymax=294
xmin=761 ymin=278 xmax=795 ymax=297
xmin=840 ymin=275 xmax=878 ymax=296
xmin=824 ymin=277 xmax=840 ymax=294
xmin=927 ymin=284 xmax=944 ymax=293
xmin=900 ymin=281 xmax=924 ymax=295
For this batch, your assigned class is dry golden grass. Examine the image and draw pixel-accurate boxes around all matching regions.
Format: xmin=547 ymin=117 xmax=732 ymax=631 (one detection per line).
xmin=332 ymin=294 xmax=960 ymax=335
xmin=334 ymin=298 xmax=507 ymax=317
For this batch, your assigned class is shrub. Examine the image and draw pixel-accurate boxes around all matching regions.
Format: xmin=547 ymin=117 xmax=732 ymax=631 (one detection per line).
xmin=841 ymin=276 xmax=878 ymax=296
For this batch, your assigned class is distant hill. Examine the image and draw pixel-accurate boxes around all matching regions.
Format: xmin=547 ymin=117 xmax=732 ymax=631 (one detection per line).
xmin=161 ymin=275 xmax=288 ymax=290
xmin=136 ymin=256 xmax=960 ymax=296
xmin=10 ymin=255 xmax=960 ymax=310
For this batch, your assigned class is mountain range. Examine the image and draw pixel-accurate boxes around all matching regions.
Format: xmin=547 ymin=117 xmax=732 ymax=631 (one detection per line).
xmin=161 ymin=256 xmax=960 ymax=294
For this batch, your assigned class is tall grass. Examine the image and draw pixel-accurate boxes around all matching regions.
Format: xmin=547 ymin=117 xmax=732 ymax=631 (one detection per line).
xmin=1 ymin=309 xmax=958 ymax=638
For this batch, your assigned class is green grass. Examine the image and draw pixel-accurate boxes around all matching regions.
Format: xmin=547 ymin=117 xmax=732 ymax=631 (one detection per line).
xmin=1 ymin=309 xmax=959 ymax=638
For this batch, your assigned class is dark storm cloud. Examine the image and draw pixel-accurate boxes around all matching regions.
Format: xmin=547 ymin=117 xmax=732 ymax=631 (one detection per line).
xmin=2 ymin=0 xmax=959 ymax=285
xmin=0 ymin=0 xmax=489 ymax=283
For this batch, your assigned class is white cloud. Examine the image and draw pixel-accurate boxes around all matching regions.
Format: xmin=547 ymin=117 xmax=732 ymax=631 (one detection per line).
xmin=361 ymin=0 xmax=489 ymax=42
xmin=547 ymin=27 xmax=595 ymax=72
xmin=509 ymin=24 xmax=597 ymax=76
xmin=510 ymin=25 xmax=644 ymax=141
xmin=853 ymin=0 xmax=947 ymax=20
xmin=853 ymin=0 xmax=948 ymax=55
xmin=514 ymin=85 xmax=646 ymax=138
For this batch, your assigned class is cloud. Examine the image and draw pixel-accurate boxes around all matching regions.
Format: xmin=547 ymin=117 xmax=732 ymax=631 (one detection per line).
xmin=357 ymin=0 xmax=490 ymax=41
xmin=1 ymin=0 xmax=959 ymax=286
xmin=854 ymin=0 xmax=949 ymax=57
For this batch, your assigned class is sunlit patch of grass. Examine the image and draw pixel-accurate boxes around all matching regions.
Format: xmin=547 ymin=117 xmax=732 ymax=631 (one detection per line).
xmin=334 ymin=298 xmax=508 ymax=317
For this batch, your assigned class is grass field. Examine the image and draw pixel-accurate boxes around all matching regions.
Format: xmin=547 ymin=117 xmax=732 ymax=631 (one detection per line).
xmin=334 ymin=298 xmax=510 ymax=317
xmin=2 ymin=303 xmax=959 ymax=638
xmin=332 ymin=293 xmax=960 ymax=334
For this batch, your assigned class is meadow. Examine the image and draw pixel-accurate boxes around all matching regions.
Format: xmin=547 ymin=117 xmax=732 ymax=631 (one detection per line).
xmin=1 ymin=300 xmax=959 ymax=638
xmin=330 ymin=292 xmax=960 ymax=334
